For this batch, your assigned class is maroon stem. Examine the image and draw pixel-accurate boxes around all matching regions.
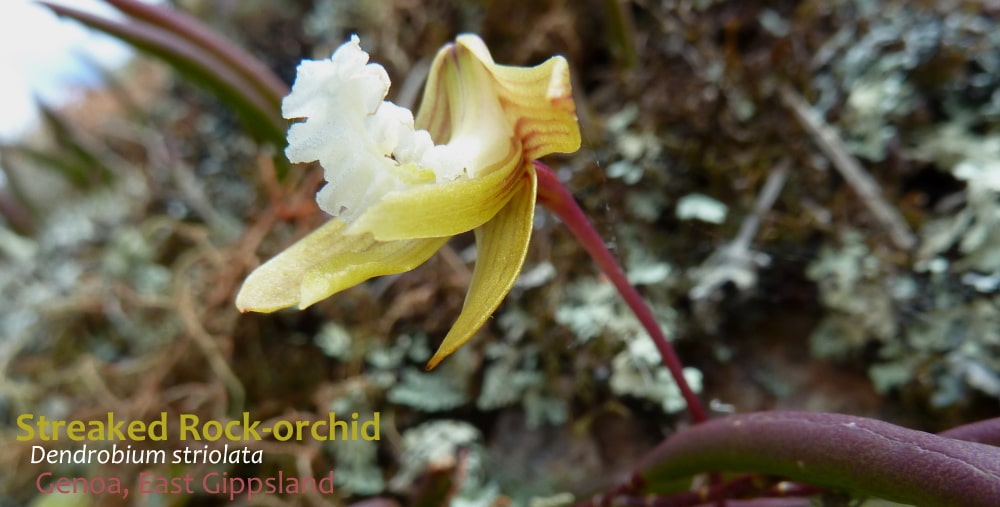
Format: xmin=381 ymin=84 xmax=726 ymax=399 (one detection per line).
xmin=633 ymin=411 xmax=1000 ymax=507
xmin=534 ymin=161 xmax=707 ymax=424
xmin=939 ymin=416 xmax=1000 ymax=446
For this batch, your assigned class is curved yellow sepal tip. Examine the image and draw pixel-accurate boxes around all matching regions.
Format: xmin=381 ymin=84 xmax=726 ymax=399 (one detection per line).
xmin=425 ymin=169 xmax=537 ymax=370
xmin=236 ymin=220 xmax=446 ymax=312
xmin=489 ymin=54 xmax=581 ymax=160
xmin=416 ymin=35 xmax=581 ymax=163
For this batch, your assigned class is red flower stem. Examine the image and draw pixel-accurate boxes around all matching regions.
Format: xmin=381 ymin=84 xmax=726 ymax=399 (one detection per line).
xmin=534 ymin=161 xmax=707 ymax=424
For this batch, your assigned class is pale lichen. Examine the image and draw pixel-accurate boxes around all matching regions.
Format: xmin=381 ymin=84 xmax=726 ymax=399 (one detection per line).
xmin=390 ymin=420 xmax=496 ymax=502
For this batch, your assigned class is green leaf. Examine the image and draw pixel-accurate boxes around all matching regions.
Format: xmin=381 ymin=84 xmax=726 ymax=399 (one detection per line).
xmin=38 ymin=1 xmax=285 ymax=146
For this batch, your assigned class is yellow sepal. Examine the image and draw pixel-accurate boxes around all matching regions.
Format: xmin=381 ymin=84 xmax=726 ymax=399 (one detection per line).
xmin=348 ymin=142 xmax=523 ymax=241
xmin=486 ymin=57 xmax=581 ymax=159
xmin=236 ymin=220 xmax=447 ymax=312
xmin=416 ymin=35 xmax=581 ymax=162
xmin=425 ymin=167 xmax=538 ymax=369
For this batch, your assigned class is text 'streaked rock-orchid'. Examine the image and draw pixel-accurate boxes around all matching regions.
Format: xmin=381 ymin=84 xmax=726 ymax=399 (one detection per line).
xmin=236 ymin=35 xmax=581 ymax=369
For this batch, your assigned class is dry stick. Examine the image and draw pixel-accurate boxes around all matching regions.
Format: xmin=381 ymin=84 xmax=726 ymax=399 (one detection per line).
xmin=779 ymin=85 xmax=916 ymax=250
xmin=733 ymin=160 xmax=790 ymax=256
xmin=535 ymin=161 xmax=707 ymax=424
xmin=176 ymin=262 xmax=247 ymax=417
xmin=690 ymin=160 xmax=790 ymax=303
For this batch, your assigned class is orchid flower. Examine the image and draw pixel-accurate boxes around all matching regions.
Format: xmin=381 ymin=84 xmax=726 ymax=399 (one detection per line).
xmin=236 ymin=35 xmax=581 ymax=369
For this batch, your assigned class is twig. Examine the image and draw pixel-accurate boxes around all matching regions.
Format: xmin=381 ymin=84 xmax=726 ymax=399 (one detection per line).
xmin=734 ymin=160 xmax=790 ymax=254
xmin=779 ymin=85 xmax=916 ymax=250
xmin=689 ymin=160 xmax=790 ymax=304
xmin=176 ymin=255 xmax=247 ymax=417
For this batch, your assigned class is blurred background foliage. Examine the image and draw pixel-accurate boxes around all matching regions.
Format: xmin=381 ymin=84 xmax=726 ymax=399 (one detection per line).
xmin=2 ymin=0 xmax=1000 ymax=505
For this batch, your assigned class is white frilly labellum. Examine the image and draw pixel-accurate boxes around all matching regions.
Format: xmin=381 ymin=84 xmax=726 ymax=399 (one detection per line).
xmin=282 ymin=35 xmax=469 ymax=222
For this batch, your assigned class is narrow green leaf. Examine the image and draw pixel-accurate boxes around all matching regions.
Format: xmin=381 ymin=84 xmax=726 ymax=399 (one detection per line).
xmin=38 ymin=1 xmax=285 ymax=146
xmin=101 ymin=0 xmax=288 ymax=108
xmin=35 ymin=102 xmax=113 ymax=186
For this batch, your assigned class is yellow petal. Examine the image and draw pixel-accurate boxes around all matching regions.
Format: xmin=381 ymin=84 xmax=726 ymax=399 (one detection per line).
xmin=416 ymin=35 xmax=581 ymax=162
xmin=236 ymin=219 xmax=447 ymax=312
xmin=348 ymin=142 xmax=523 ymax=241
xmin=425 ymin=168 xmax=537 ymax=369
